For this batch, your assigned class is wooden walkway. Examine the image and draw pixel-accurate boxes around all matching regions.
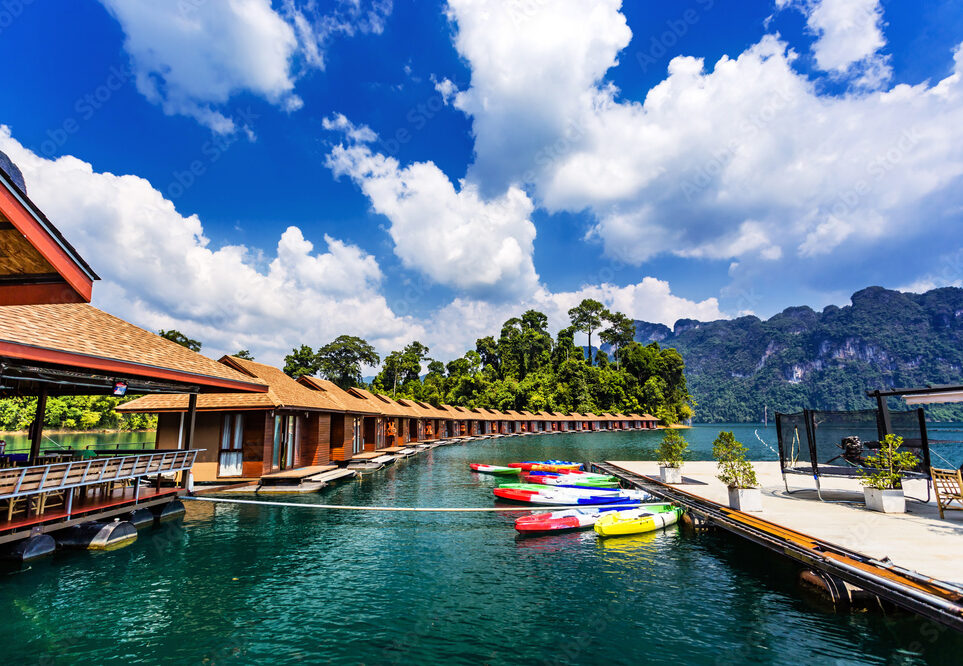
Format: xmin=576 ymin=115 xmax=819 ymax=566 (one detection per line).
xmin=261 ymin=465 xmax=336 ymax=480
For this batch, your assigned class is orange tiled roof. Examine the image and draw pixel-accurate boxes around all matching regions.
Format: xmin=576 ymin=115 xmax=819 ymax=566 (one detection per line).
xmin=0 ymin=303 xmax=266 ymax=392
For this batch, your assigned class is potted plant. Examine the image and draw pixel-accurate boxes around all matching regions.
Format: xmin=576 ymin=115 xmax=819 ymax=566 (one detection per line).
xmin=656 ymin=429 xmax=689 ymax=483
xmin=713 ymin=431 xmax=762 ymax=512
xmin=859 ymin=434 xmax=919 ymax=513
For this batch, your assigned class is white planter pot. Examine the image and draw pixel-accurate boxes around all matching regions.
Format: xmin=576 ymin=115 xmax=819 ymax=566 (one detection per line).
xmin=863 ymin=487 xmax=905 ymax=513
xmin=728 ymin=487 xmax=763 ymax=512
xmin=659 ymin=466 xmax=683 ymax=483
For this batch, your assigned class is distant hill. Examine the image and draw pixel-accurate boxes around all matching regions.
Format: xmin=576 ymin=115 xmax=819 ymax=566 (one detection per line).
xmin=627 ymin=286 xmax=963 ymax=422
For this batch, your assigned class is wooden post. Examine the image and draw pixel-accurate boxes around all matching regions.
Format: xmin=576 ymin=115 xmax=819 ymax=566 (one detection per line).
xmin=181 ymin=393 xmax=197 ymax=488
xmin=28 ymin=388 xmax=47 ymax=465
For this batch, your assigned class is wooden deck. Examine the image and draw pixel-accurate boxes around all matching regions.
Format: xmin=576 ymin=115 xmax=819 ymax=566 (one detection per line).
xmin=350 ymin=451 xmax=384 ymax=461
xmin=261 ymin=465 xmax=336 ymax=480
xmin=0 ymin=486 xmax=181 ymax=542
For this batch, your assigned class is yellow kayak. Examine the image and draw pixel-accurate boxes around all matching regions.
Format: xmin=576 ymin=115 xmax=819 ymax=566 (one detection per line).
xmin=593 ymin=505 xmax=683 ymax=537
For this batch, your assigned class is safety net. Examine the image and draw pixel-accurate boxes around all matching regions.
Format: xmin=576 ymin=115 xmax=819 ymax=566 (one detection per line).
xmin=776 ymin=407 xmax=929 ymax=479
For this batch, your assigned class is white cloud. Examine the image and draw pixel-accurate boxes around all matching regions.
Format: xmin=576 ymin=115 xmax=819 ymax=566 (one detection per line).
xmin=281 ymin=0 xmax=393 ymax=69
xmin=0 ymin=125 xmax=421 ymax=366
xmin=321 ymin=113 xmax=378 ymax=143
xmin=100 ymin=0 xmax=303 ymax=133
xmin=778 ymin=0 xmax=891 ymax=87
xmin=100 ymin=0 xmax=394 ymax=133
xmin=442 ymin=0 xmax=963 ymax=286
xmin=325 ymin=139 xmax=539 ymax=298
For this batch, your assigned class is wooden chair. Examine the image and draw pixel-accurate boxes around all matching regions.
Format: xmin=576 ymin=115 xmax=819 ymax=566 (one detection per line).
xmin=931 ymin=467 xmax=963 ymax=519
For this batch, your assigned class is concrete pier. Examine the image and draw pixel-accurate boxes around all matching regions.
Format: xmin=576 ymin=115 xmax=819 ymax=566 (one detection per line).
xmin=606 ymin=460 xmax=963 ymax=585
xmin=598 ymin=460 xmax=963 ymax=631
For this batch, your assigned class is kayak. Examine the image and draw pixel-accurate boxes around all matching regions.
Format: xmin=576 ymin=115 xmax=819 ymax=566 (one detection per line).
xmin=521 ymin=473 xmax=620 ymax=489
xmin=514 ymin=503 xmax=674 ymax=535
xmin=594 ymin=505 xmax=684 ymax=537
xmin=527 ymin=470 xmax=617 ymax=480
xmin=469 ymin=464 xmax=521 ymax=475
xmin=507 ymin=461 xmax=583 ymax=472
xmin=494 ymin=487 xmax=653 ymax=506
xmin=497 ymin=483 xmax=622 ymax=494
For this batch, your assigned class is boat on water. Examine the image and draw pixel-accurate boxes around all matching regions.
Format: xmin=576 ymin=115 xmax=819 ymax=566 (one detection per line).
xmin=469 ymin=463 xmax=522 ymax=475
xmin=514 ymin=503 xmax=674 ymax=535
xmin=593 ymin=505 xmax=684 ymax=537
xmin=493 ymin=487 xmax=652 ymax=506
xmin=507 ymin=461 xmax=583 ymax=472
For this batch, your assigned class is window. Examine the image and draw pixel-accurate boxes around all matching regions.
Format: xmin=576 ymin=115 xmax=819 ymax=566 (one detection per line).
xmin=219 ymin=413 xmax=244 ymax=477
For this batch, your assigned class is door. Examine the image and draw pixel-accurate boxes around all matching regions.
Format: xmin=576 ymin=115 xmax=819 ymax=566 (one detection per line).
xmin=218 ymin=413 xmax=244 ymax=477
xmin=352 ymin=417 xmax=364 ymax=455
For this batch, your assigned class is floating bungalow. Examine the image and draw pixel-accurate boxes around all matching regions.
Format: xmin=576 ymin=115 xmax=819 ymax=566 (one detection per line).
xmin=0 ymin=153 xmax=267 ymax=558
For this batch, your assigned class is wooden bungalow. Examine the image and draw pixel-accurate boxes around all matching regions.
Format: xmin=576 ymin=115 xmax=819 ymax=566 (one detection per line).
xmin=500 ymin=410 xmax=523 ymax=433
xmin=297 ymin=376 xmax=383 ymax=459
xmin=445 ymin=405 xmax=474 ymax=437
xmin=640 ymin=413 xmax=659 ymax=429
xmin=119 ymin=357 xmax=348 ymax=481
xmin=393 ymin=398 xmax=432 ymax=443
xmin=362 ymin=393 xmax=411 ymax=445
xmin=335 ymin=386 xmax=398 ymax=450
xmin=0 ymin=154 xmax=268 ymax=554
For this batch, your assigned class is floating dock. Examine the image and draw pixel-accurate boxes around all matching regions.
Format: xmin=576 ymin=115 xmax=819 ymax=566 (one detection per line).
xmin=595 ymin=460 xmax=963 ymax=631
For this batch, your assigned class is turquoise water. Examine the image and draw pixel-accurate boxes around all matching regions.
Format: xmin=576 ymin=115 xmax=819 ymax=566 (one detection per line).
xmin=0 ymin=430 xmax=155 ymax=454
xmin=1 ymin=425 xmax=961 ymax=664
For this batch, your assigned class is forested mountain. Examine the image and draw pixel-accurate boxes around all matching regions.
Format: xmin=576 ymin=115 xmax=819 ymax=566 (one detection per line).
xmin=628 ymin=287 xmax=963 ymax=422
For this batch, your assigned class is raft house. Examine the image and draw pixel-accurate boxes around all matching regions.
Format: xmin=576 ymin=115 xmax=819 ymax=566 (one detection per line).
xmin=0 ymin=152 xmax=268 ymax=560
xmin=594 ymin=393 xmax=963 ymax=632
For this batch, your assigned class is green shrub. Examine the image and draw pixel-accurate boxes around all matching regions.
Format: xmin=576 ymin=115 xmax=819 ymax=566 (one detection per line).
xmin=713 ymin=430 xmax=759 ymax=489
xmin=656 ymin=429 xmax=689 ymax=468
xmin=859 ymin=434 xmax=919 ymax=490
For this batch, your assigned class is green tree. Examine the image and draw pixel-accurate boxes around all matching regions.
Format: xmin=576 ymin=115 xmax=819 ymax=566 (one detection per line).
xmin=600 ymin=311 xmax=636 ymax=368
xmin=283 ymin=344 xmax=319 ymax=378
xmin=233 ymin=349 xmax=255 ymax=360
xmin=568 ymin=299 xmax=607 ymax=366
xmin=316 ymin=335 xmax=380 ymax=389
xmin=159 ymin=329 xmax=202 ymax=352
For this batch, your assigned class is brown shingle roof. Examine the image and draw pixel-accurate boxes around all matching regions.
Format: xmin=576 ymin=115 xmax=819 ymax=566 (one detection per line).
xmin=119 ymin=357 xmax=345 ymax=413
xmin=297 ymin=376 xmax=381 ymax=414
xmin=365 ymin=393 xmax=410 ymax=417
xmin=0 ymin=303 xmax=265 ymax=392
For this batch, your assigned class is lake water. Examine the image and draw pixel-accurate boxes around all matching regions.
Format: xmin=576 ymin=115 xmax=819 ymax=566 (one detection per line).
xmin=0 ymin=430 xmax=156 ymax=454
xmin=1 ymin=425 xmax=961 ymax=664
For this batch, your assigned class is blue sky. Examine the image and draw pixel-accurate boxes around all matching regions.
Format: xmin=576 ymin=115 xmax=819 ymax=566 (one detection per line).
xmin=1 ymin=0 xmax=961 ymax=366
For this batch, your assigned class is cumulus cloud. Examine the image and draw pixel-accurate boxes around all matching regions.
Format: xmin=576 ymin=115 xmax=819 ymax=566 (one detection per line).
xmin=100 ymin=0 xmax=393 ymax=133
xmin=100 ymin=0 xmax=303 ymax=133
xmin=777 ymin=0 xmax=891 ymax=87
xmin=442 ymin=0 xmax=963 ymax=288
xmin=325 ymin=137 xmax=539 ymax=298
xmin=0 ymin=125 xmax=421 ymax=366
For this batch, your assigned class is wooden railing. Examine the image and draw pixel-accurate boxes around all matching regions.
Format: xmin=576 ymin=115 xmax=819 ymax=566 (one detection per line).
xmin=0 ymin=450 xmax=200 ymax=501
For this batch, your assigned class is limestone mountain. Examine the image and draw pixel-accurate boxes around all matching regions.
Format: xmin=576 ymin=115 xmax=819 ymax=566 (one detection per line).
xmin=628 ymin=287 xmax=963 ymax=422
